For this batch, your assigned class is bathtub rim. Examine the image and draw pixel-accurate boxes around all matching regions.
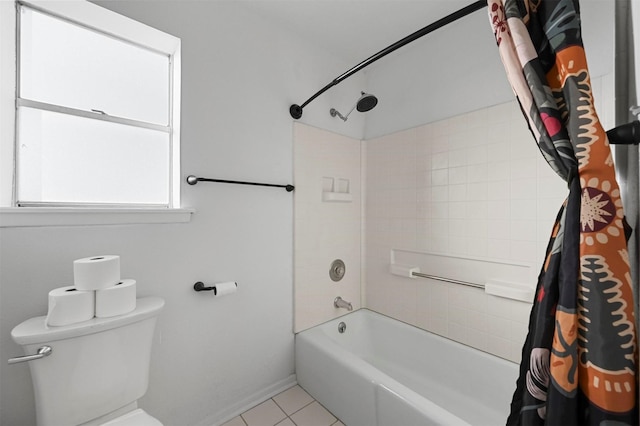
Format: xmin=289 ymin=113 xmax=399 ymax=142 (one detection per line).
xmin=296 ymin=307 xmax=518 ymax=367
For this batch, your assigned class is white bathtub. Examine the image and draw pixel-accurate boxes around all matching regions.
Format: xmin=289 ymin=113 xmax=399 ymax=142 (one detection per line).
xmin=295 ymin=309 xmax=518 ymax=426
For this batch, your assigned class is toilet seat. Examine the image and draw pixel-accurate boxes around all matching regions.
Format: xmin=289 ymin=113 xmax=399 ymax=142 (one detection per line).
xmin=101 ymin=409 xmax=162 ymax=426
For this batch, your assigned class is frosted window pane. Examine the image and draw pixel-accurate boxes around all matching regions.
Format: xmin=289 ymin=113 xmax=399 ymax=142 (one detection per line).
xmin=17 ymin=107 xmax=170 ymax=205
xmin=19 ymin=6 xmax=169 ymax=125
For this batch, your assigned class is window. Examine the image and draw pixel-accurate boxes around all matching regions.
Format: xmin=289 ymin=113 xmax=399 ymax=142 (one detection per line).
xmin=8 ymin=0 xmax=181 ymax=209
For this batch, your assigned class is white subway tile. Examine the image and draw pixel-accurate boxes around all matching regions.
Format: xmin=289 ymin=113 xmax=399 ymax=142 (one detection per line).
xmin=487 ymin=314 xmax=510 ymax=338
xmin=509 ymin=134 xmax=536 ymax=159
xmin=468 ymin=310 xmax=488 ymax=332
xmin=510 ymin=320 xmax=530 ymax=344
xmin=449 ymin=219 xmax=467 ymax=237
xmin=510 ymin=158 xmax=537 ymax=180
xmin=487 ymin=161 xmax=510 ymax=181
xmin=467 ymin=201 xmax=488 ymax=219
xmin=486 ymin=238 xmax=511 ymax=259
xmin=430 ymin=235 xmax=449 ymax=253
xmin=448 ymin=149 xmax=467 ymax=167
xmin=467 ymin=145 xmax=488 ymax=165
xmin=429 ymin=317 xmax=448 ymax=336
xmin=449 ymin=202 xmax=467 ymax=219
xmin=467 ymin=163 xmax=488 ymax=182
xmin=487 ymin=200 xmax=509 ymax=220
xmin=510 ymin=178 xmax=537 ymax=200
xmin=509 ymin=341 xmax=524 ymax=363
xmin=432 ymin=219 xmax=449 ymax=237
xmin=510 ymin=199 xmax=537 ymax=220
xmin=432 ymin=186 xmax=449 ymax=202
xmin=449 ymin=236 xmax=467 ymax=255
xmin=509 ymin=240 xmax=538 ymax=263
xmin=466 ymin=108 xmax=488 ymax=128
xmin=467 ymin=219 xmax=488 ymax=238
xmin=417 ymin=170 xmax=432 ymax=187
xmin=487 ymin=335 xmax=512 ymax=360
xmin=466 ymin=330 xmax=489 ymax=352
xmin=488 ymin=180 xmax=509 ymax=200
xmin=467 ymin=182 xmax=488 ymax=201
xmin=449 ymin=166 xmax=467 ymax=185
xmin=487 ymin=294 xmax=519 ymax=320
xmin=511 ymin=300 xmax=534 ymax=323
xmin=448 ymin=322 xmax=468 ymax=344
xmin=467 ymin=238 xmax=488 ymax=257
xmin=432 ymin=152 xmax=449 ymax=170
xmin=432 ymin=169 xmax=449 ymax=186
xmin=449 ymin=184 xmax=467 ymax=201
xmin=431 ymin=202 xmax=449 ymax=219
xmin=448 ymin=304 xmax=468 ymax=324
xmin=487 ymin=142 xmax=510 ymax=162
xmin=431 ymin=135 xmax=449 ymax=153
xmin=538 ymin=176 xmax=567 ymax=199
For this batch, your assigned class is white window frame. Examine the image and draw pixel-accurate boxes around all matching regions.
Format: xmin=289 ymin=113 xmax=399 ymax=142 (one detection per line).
xmin=0 ymin=0 xmax=192 ymax=227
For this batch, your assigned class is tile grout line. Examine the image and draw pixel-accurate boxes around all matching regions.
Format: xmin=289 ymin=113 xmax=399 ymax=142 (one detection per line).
xmin=289 ymin=398 xmax=342 ymax=426
xmin=273 ymin=396 xmax=315 ymax=418
xmin=236 ymin=386 xmax=343 ymax=426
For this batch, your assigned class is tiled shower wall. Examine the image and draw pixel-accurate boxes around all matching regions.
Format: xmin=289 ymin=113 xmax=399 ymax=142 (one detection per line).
xmin=293 ymin=76 xmax=613 ymax=360
xmin=364 ymin=76 xmax=613 ymax=361
xmin=364 ymin=101 xmax=554 ymax=362
xmin=293 ymin=123 xmax=362 ymax=333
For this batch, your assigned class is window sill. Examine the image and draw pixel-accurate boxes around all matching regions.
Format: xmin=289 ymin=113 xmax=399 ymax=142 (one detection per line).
xmin=0 ymin=207 xmax=194 ymax=228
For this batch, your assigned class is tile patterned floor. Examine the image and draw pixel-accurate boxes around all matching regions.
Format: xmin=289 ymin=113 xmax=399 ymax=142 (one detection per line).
xmin=221 ymin=385 xmax=344 ymax=426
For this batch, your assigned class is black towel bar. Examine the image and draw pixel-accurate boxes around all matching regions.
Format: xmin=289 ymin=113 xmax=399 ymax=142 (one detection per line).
xmin=186 ymin=175 xmax=294 ymax=192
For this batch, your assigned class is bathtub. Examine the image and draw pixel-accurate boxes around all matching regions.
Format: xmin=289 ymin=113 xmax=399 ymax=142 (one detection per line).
xmin=295 ymin=309 xmax=518 ymax=426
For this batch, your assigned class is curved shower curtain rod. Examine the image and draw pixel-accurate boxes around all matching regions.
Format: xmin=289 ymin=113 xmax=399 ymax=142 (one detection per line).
xmin=289 ymin=0 xmax=487 ymax=119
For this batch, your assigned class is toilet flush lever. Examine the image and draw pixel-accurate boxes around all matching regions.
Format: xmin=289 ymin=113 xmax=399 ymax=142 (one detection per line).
xmin=8 ymin=345 xmax=52 ymax=365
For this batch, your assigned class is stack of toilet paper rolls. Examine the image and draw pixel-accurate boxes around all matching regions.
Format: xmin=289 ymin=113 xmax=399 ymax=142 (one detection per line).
xmin=46 ymin=255 xmax=137 ymax=327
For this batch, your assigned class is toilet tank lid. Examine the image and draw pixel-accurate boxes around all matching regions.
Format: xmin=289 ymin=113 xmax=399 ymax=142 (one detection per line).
xmin=11 ymin=296 xmax=165 ymax=345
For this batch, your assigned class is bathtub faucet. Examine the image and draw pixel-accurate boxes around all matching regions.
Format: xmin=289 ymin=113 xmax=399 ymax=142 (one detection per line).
xmin=334 ymin=297 xmax=353 ymax=311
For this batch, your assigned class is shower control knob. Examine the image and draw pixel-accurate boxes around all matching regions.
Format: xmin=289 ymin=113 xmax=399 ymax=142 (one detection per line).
xmin=329 ymin=259 xmax=346 ymax=282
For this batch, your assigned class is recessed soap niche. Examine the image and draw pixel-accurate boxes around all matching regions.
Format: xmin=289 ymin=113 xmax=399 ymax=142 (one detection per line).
xmin=322 ymin=177 xmax=352 ymax=202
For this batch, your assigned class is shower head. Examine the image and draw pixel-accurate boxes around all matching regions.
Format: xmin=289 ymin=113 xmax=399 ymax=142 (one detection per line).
xmin=356 ymin=92 xmax=378 ymax=112
xmin=330 ymin=92 xmax=378 ymax=121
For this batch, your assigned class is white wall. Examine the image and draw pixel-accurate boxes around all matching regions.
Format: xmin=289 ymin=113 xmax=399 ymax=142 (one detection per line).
xmin=0 ymin=2 xmax=365 ymax=425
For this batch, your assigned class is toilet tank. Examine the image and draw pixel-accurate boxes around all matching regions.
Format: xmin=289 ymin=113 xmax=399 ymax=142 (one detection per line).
xmin=11 ymin=297 xmax=164 ymax=426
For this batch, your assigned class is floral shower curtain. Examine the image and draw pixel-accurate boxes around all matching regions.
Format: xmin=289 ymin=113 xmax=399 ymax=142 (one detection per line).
xmin=488 ymin=0 xmax=637 ymax=424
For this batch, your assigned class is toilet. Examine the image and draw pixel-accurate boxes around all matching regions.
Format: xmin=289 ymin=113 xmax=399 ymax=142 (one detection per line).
xmin=11 ymin=297 xmax=165 ymax=426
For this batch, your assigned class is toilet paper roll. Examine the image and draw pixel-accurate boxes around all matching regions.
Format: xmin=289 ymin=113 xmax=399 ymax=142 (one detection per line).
xmin=214 ymin=281 xmax=237 ymax=296
xmin=95 ymin=279 xmax=137 ymax=318
xmin=46 ymin=286 xmax=95 ymax=327
xmin=74 ymin=255 xmax=121 ymax=291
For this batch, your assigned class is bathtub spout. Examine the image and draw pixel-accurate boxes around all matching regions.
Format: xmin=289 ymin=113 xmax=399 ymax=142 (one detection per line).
xmin=334 ymin=297 xmax=353 ymax=311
